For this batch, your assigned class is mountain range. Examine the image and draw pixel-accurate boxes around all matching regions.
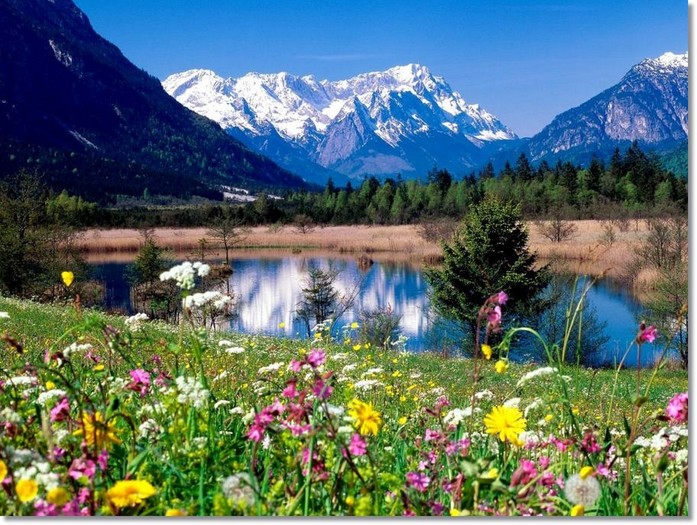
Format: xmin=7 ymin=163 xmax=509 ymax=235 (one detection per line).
xmin=0 ymin=0 xmax=687 ymax=200
xmin=0 ymin=0 xmax=308 ymax=203
xmin=165 ymin=53 xmax=688 ymax=184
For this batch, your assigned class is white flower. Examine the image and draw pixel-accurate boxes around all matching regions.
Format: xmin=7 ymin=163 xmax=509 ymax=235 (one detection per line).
xmin=191 ymin=437 xmax=208 ymax=449
xmin=125 ymin=312 xmax=149 ymax=330
xmin=503 ymin=397 xmax=521 ymax=408
xmin=214 ymin=400 xmax=231 ymax=409
xmin=564 ymin=473 xmax=601 ymax=506
xmin=325 ymin=404 xmax=345 ymax=417
xmin=474 ymin=389 xmax=494 ymax=401
xmin=524 ymin=398 xmax=545 ymax=417
xmin=36 ymin=389 xmax=67 ymax=406
xmin=160 ymin=261 xmax=209 ymax=290
xmin=221 ymin=473 xmax=257 ymax=507
xmin=213 ymin=371 xmax=229 ymax=382
xmin=329 ymin=352 xmax=349 ymax=361
xmin=183 ymin=291 xmax=232 ymax=310
xmin=6 ymin=376 xmax=37 ymax=387
xmin=229 ymin=406 xmax=245 ymax=417
xmin=353 ymin=379 xmax=382 ymax=391
xmin=63 ymin=342 xmax=93 ymax=358
xmin=257 ymin=362 xmax=284 ymax=375
xmin=262 ymin=435 xmax=272 ymax=450
xmin=0 ymin=312 xmax=9 ymax=319
xmin=516 ymin=367 xmax=558 ymax=389
xmin=1 ymin=408 xmax=22 ymax=424
xmin=675 ymin=448 xmax=688 ymax=465
xmin=409 ymin=373 xmax=422 ymax=379
xmin=337 ymin=425 xmax=354 ymax=434
xmin=443 ymin=408 xmax=468 ymax=427
xmin=363 ymin=367 xmax=383 ymax=376
xmin=138 ymin=419 xmax=162 ymax=439
xmin=224 ymin=346 xmax=245 ymax=355
xmin=174 ymin=376 xmax=210 ymax=409
xmin=342 ymin=364 xmax=358 ymax=374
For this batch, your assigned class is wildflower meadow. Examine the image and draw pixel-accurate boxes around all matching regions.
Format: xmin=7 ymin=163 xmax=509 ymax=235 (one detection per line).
xmin=0 ymin=264 xmax=688 ymax=516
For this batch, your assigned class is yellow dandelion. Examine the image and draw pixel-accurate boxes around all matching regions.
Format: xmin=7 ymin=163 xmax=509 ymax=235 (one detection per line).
xmin=16 ymin=479 xmax=38 ymax=503
xmin=481 ymin=344 xmax=493 ymax=360
xmin=45 ymin=381 xmax=56 ymax=390
xmin=47 ymin=487 xmax=70 ymax=506
xmin=579 ymin=466 xmax=595 ymax=480
xmin=73 ymin=411 xmax=122 ymax=450
xmin=483 ymin=405 xmax=526 ymax=443
xmin=106 ymin=480 xmax=156 ymax=508
xmin=399 ymin=395 xmax=407 ymax=402
xmin=449 ymin=508 xmax=462 ymax=516
xmin=0 ymin=460 xmax=6 ymax=481
xmin=93 ymin=364 xmax=105 ymax=372
xmin=61 ymin=271 xmax=74 ymax=287
xmin=350 ymin=322 xmax=359 ymax=329
xmin=494 ymin=359 xmax=508 ymax=374
xmin=165 ymin=508 xmax=187 ymax=516
xmin=570 ymin=504 xmax=585 ymax=516
xmin=398 ymin=416 xmax=407 ymax=425
xmin=347 ymin=398 xmax=382 ymax=436
xmin=392 ymin=371 xmax=402 ymax=378
xmin=352 ymin=344 xmax=361 ymax=351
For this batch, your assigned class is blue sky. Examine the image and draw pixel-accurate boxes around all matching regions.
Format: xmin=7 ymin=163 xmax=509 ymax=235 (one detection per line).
xmin=74 ymin=0 xmax=687 ymax=137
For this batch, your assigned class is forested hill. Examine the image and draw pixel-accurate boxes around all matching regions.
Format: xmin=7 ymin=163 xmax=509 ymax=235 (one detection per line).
xmin=0 ymin=0 xmax=309 ymax=203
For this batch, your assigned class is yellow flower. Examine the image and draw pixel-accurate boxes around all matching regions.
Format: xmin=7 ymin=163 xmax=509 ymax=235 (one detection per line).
xmin=398 ymin=416 xmax=407 ymax=425
xmin=93 ymin=364 xmax=105 ymax=372
xmin=494 ymin=359 xmax=508 ymax=374
xmin=165 ymin=508 xmax=187 ymax=516
xmin=544 ymin=414 xmax=554 ymax=422
xmin=0 ymin=460 xmax=6 ymax=481
xmin=350 ymin=322 xmax=359 ymax=329
xmin=278 ymin=322 xmax=285 ymax=329
xmin=482 ymin=468 xmax=499 ymax=479
xmin=579 ymin=466 xmax=595 ymax=480
xmin=345 ymin=495 xmax=355 ymax=507
xmin=352 ymin=344 xmax=361 ymax=351
xmin=16 ymin=479 xmax=38 ymax=503
xmin=106 ymin=480 xmax=157 ymax=508
xmin=73 ymin=411 xmax=122 ymax=450
xmin=347 ymin=398 xmax=382 ymax=436
xmin=61 ymin=271 xmax=74 ymax=287
xmin=570 ymin=504 xmax=585 ymax=516
xmin=45 ymin=381 xmax=56 ymax=390
xmin=572 ymin=406 xmax=580 ymax=416
xmin=449 ymin=508 xmax=462 ymax=516
xmin=47 ymin=487 xmax=70 ymax=506
xmin=481 ymin=344 xmax=493 ymax=360
xmin=484 ymin=405 xmax=526 ymax=443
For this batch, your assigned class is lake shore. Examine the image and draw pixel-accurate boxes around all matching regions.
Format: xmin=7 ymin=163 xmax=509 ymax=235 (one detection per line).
xmin=78 ymin=220 xmax=655 ymax=286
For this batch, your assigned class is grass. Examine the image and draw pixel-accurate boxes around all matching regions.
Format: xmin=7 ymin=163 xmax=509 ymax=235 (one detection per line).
xmin=0 ymin=292 xmax=688 ymax=516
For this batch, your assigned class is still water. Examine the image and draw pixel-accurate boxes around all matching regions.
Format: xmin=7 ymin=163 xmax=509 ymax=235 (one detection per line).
xmin=91 ymin=255 xmax=662 ymax=368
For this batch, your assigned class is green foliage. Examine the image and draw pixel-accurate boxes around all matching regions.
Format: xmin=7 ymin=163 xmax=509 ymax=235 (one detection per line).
xmin=425 ymin=199 xmax=551 ymax=339
xmin=295 ymin=266 xmax=340 ymax=336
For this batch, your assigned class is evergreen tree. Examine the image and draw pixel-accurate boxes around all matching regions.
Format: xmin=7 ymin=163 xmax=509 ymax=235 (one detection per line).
xmin=425 ymin=198 xmax=550 ymax=343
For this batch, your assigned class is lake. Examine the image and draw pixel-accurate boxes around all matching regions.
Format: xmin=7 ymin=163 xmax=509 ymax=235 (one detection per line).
xmin=91 ymin=254 xmax=667 ymax=368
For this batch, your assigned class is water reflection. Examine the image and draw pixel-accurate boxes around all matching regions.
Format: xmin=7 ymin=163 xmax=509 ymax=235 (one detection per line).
xmin=91 ymin=255 xmax=670 ymax=368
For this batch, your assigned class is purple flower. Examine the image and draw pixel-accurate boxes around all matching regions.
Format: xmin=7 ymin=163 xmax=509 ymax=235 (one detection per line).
xmin=347 ymin=433 xmax=367 ymax=456
xmin=68 ymin=458 xmax=96 ymax=481
xmin=666 ymin=392 xmax=688 ymax=424
xmin=581 ymin=431 xmax=601 ymax=454
xmin=290 ymin=359 xmax=303 ymax=372
xmin=487 ymin=305 xmax=502 ymax=324
xmin=312 ymin=379 xmax=333 ymax=400
xmin=496 ymin=291 xmax=509 ymax=305
xmin=97 ymin=450 xmax=109 ymax=471
xmin=406 ymin=471 xmax=431 ymax=492
xmin=637 ymin=323 xmax=658 ymax=344
xmin=130 ymin=368 xmax=151 ymax=385
xmin=306 ymin=349 xmax=326 ymax=368
xmin=34 ymin=500 xmax=58 ymax=517
xmin=282 ymin=380 xmax=298 ymax=399
xmin=50 ymin=397 xmax=70 ymax=422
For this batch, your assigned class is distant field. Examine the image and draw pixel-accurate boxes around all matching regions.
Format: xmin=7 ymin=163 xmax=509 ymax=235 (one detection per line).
xmin=78 ymin=220 xmax=654 ymax=279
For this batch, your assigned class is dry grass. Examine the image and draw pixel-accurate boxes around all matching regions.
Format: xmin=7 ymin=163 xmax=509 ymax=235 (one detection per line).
xmin=79 ymin=220 xmax=660 ymax=280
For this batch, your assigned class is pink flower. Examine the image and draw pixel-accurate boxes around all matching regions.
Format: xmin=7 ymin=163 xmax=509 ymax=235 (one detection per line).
xmin=347 ymin=433 xmax=367 ymax=456
xmin=306 ymin=349 xmax=326 ymax=368
xmin=487 ymin=305 xmax=502 ymax=324
xmin=637 ymin=323 xmax=658 ymax=344
xmin=312 ymin=379 xmax=333 ymax=400
xmin=666 ymin=392 xmax=688 ymax=424
xmin=97 ymin=450 xmax=109 ymax=471
xmin=424 ymin=429 xmax=442 ymax=442
xmin=68 ymin=458 xmax=96 ymax=481
xmin=406 ymin=472 xmax=431 ymax=492
xmin=282 ymin=380 xmax=298 ymax=399
xmin=290 ymin=359 xmax=304 ymax=372
xmin=130 ymin=368 xmax=150 ymax=385
xmin=581 ymin=431 xmax=601 ymax=454
xmin=496 ymin=291 xmax=509 ymax=305
xmin=50 ymin=397 xmax=70 ymax=422
xmin=34 ymin=500 xmax=58 ymax=517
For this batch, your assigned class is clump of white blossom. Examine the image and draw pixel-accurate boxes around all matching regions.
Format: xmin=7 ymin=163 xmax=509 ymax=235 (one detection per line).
xmin=160 ymin=261 xmax=210 ymax=290
xmin=174 ymin=376 xmax=210 ymax=409
xmin=125 ymin=312 xmax=149 ymax=330
xmin=183 ymin=291 xmax=232 ymax=310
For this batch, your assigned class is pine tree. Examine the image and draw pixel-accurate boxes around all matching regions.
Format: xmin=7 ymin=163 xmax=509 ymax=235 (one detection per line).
xmin=425 ymin=198 xmax=550 ymax=341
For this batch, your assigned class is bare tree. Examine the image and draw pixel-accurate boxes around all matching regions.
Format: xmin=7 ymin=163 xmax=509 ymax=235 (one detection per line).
xmin=293 ymin=214 xmax=316 ymax=235
xmin=206 ymin=215 xmax=249 ymax=264
xmin=535 ymin=206 xmax=578 ymax=243
xmin=415 ymin=219 xmax=458 ymax=244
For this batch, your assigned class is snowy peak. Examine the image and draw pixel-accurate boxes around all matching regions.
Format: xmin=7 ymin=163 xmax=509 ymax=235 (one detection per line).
xmin=162 ymin=64 xmax=517 ymax=181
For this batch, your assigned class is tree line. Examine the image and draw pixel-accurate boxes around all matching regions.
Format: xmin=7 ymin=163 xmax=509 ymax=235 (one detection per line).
xmin=73 ymin=141 xmax=685 ymax=229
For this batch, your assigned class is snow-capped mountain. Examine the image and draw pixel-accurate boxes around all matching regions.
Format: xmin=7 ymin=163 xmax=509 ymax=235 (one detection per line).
xmin=527 ymin=52 xmax=688 ymax=163
xmin=163 ymin=64 xmax=518 ymax=183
